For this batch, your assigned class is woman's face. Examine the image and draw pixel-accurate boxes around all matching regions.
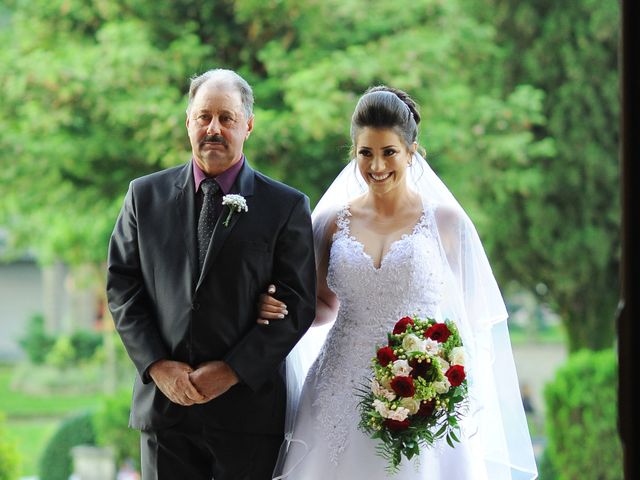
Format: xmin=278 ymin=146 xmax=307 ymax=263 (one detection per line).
xmin=355 ymin=127 xmax=416 ymax=195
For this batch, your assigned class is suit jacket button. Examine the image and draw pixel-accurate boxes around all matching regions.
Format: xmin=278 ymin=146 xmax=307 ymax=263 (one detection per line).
xmin=192 ymin=302 xmax=200 ymax=311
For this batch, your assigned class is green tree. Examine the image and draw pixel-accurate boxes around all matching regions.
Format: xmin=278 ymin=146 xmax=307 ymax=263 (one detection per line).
xmin=0 ymin=0 xmax=549 ymax=268
xmin=471 ymin=0 xmax=620 ymax=351
xmin=0 ymin=0 xmax=212 ymax=266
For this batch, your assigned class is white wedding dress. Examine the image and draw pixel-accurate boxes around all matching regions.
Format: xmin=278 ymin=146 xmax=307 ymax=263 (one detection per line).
xmin=279 ymin=203 xmax=491 ymax=479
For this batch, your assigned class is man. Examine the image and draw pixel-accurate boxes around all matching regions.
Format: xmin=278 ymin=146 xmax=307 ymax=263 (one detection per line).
xmin=106 ymin=68 xmax=316 ymax=479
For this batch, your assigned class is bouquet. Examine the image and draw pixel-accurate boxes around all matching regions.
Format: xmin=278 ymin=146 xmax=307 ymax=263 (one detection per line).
xmin=357 ymin=315 xmax=468 ymax=472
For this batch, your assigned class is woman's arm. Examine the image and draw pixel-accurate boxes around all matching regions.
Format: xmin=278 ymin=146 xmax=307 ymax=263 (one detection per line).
xmin=257 ymin=210 xmax=339 ymax=326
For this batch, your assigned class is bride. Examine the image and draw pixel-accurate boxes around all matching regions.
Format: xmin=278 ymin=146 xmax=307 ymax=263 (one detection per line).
xmin=259 ymin=86 xmax=538 ymax=479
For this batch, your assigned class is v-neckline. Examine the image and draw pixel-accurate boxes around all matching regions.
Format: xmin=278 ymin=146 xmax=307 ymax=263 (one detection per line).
xmin=342 ymin=206 xmax=426 ymax=271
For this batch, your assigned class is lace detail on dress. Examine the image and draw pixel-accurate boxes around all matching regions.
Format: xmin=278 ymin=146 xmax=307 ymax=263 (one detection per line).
xmin=333 ymin=204 xmax=352 ymax=241
xmin=312 ymin=201 xmax=446 ymax=464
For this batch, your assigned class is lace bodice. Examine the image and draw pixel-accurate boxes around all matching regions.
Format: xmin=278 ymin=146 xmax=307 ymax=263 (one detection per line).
xmin=309 ymin=203 xmax=446 ymax=464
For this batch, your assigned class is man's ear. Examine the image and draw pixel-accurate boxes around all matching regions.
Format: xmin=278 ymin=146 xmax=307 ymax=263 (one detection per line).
xmin=245 ymin=115 xmax=255 ymax=139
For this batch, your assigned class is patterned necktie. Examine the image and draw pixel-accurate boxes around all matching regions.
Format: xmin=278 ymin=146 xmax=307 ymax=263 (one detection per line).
xmin=197 ymin=178 xmax=220 ymax=270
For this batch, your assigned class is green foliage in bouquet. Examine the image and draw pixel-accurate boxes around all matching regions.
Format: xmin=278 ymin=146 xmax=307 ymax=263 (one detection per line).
xmin=357 ymin=315 xmax=468 ymax=473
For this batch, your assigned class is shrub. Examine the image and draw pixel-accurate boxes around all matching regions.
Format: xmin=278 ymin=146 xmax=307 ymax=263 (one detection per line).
xmin=69 ymin=330 xmax=103 ymax=362
xmin=45 ymin=336 xmax=76 ymax=370
xmin=38 ymin=411 xmax=96 ymax=480
xmin=18 ymin=313 xmax=103 ymax=367
xmin=544 ymin=348 xmax=622 ymax=480
xmin=18 ymin=314 xmax=55 ymax=364
xmin=537 ymin=448 xmax=559 ymax=480
xmin=0 ymin=414 xmax=20 ymax=480
xmin=93 ymin=390 xmax=139 ymax=470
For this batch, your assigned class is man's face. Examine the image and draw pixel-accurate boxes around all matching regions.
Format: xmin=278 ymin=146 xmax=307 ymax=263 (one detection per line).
xmin=186 ymin=81 xmax=254 ymax=176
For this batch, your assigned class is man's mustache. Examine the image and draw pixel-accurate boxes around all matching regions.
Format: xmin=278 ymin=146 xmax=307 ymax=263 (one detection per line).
xmin=201 ymin=135 xmax=227 ymax=146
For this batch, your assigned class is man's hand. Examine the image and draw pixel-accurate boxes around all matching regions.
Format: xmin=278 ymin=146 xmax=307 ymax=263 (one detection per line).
xmin=189 ymin=361 xmax=240 ymax=403
xmin=148 ymin=359 xmax=206 ymax=406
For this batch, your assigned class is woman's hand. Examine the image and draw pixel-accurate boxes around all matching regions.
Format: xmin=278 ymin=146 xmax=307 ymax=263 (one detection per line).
xmin=257 ymin=284 xmax=288 ymax=325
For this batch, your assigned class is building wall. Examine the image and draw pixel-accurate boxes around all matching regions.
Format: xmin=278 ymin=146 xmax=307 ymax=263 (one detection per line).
xmin=0 ymin=260 xmax=99 ymax=361
xmin=0 ymin=261 xmax=43 ymax=361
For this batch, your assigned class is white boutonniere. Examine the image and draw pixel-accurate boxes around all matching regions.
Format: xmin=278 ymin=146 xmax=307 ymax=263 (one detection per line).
xmin=221 ymin=194 xmax=248 ymax=227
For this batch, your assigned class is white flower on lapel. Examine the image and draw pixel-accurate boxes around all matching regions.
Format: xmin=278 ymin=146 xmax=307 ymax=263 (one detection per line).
xmin=221 ymin=194 xmax=248 ymax=227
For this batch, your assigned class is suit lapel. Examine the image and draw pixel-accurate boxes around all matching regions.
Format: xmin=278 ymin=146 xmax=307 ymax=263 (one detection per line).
xmin=196 ymin=161 xmax=256 ymax=290
xmin=174 ymin=163 xmax=199 ymax=281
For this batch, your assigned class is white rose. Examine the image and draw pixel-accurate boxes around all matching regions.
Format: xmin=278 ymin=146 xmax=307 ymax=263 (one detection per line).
xmin=391 ymin=359 xmax=413 ymax=377
xmin=402 ymin=334 xmax=427 ymax=353
xmin=438 ymin=358 xmax=450 ymax=373
xmin=400 ymin=397 xmax=421 ymax=415
xmin=449 ymin=346 xmax=465 ymax=366
xmin=424 ymin=338 xmax=442 ymax=356
xmin=433 ymin=379 xmax=451 ymax=394
xmin=380 ymin=377 xmax=393 ymax=390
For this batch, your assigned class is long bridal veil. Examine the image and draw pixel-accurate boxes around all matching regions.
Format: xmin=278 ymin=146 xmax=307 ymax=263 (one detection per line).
xmin=273 ymin=153 xmax=538 ymax=480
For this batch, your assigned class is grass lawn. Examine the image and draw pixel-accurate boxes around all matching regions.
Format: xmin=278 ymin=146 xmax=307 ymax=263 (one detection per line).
xmin=509 ymin=324 xmax=566 ymax=345
xmin=0 ymin=365 xmax=107 ymax=417
xmin=0 ymin=364 xmax=108 ymax=478
xmin=5 ymin=418 xmax=59 ymax=477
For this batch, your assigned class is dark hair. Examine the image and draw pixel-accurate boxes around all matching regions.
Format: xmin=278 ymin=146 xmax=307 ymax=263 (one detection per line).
xmin=350 ymin=85 xmax=421 ymax=152
xmin=187 ymin=68 xmax=254 ymax=119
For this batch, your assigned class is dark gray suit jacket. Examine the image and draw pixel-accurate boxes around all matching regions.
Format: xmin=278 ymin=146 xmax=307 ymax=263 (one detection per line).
xmin=106 ymin=159 xmax=316 ymax=434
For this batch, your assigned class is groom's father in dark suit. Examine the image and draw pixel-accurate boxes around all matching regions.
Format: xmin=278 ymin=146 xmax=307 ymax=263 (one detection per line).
xmin=106 ymin=68 xmax=316 ymax=479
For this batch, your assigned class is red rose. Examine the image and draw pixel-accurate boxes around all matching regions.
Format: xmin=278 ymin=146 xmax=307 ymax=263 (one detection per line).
xmin=393 ymin=317 xmax=414 ymax=334
xmin=384 ymin=418 xmax=411 ymax=431
xmin=445 ymin=365 xmax=466 ymax=387
xmin=390 ymin=376 xmax=416 ymax=397
xmin=409 ymin=358 xmax=434 ymax=380
xmin=425 ymin=323 xmax=452 ymax=343
xmin=416 ymin=399 xmax=436 ymax=417
xmin=376 ymin=346 xmax=397 ymax=367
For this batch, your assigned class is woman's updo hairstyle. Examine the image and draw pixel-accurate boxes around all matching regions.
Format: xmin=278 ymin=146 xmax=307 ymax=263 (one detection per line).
xmin=350 ymin=85 xmax=421 ymax=153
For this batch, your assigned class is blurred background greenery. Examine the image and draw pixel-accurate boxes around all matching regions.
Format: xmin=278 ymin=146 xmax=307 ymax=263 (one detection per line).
xmin=0 ymin=0 xmax=621 ymax=478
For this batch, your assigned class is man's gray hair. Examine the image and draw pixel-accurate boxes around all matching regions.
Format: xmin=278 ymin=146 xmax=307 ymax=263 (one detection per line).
xmin=187 ymin=69 xmax=254 ymax=119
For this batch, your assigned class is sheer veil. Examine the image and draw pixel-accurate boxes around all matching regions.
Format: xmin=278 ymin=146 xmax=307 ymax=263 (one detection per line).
xmin=274 ymin=153 xmax=538 ymax=479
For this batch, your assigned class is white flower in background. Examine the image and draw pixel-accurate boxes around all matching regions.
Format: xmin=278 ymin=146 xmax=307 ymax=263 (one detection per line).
xmin=391 ymin=359 xmax=413 ymax=377
xmin=433 ymin=378 xmax=451 ymax=394
xmin=372 ymin=379 xmax=396 ymax=401
xmin=400 ymin=397 xmax=421 ymax=415
xmin=450 ymin=346 xmax=465 ymax=366
xmin=402 ymin=333 xmax=427 ymax=353
xmin=221 ymin=194 xmax=248 ymax=226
